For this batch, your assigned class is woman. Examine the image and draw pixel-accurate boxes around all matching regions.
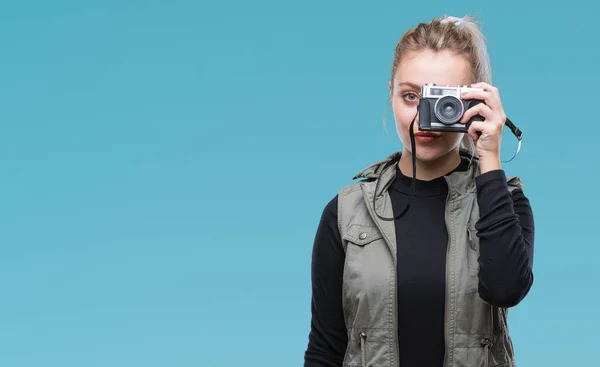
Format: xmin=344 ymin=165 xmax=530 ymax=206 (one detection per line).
xmin=304 ymin=15 xmax=535 ymax=367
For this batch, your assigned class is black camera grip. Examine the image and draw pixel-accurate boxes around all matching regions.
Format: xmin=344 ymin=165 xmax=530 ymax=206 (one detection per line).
xmin=417 ymin=98 xmax=430 ymax=130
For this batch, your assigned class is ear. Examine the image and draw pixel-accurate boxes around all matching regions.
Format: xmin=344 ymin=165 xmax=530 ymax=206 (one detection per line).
xmin=388 ymin=80 xmax=393 ymax=101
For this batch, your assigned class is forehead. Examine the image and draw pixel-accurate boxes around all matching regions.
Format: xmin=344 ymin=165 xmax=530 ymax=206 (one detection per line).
xmin=395 ymin=49 xmax=472 ymax=87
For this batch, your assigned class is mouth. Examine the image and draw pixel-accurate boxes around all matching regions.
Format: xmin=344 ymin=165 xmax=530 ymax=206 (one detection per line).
xmin=414 ymin=132 xmax=441 ymax=142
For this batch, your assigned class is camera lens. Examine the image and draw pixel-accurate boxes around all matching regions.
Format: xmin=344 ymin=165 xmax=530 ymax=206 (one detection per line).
xmin=434 ymin=96 xmax=464 ymax=125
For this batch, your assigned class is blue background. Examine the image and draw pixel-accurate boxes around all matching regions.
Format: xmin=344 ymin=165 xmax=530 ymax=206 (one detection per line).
xmin=0 ymin=0 xmax=596 ymax=366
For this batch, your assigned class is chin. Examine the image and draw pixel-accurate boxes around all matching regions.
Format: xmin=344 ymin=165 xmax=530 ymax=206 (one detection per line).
xmin=415 ymin=149 xmax=446 ymax=162
xmin=409 ymin=144 xmax=457 ymax=162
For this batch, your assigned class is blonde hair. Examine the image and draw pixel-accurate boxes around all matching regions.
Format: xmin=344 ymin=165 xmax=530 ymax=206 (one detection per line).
xmin=390 ymin=15 xmax=492 ymax=158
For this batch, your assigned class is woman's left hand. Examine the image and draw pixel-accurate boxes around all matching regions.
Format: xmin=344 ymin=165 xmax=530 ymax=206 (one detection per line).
xmin=459 ymin=82 xmax=506 ymax=172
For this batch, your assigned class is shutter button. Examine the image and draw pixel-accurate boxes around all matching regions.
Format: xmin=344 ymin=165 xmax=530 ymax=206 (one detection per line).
xmin=359 ymin=232 xmax=367 ymax=240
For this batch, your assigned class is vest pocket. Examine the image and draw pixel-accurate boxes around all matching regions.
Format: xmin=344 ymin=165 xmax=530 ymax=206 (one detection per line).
xmin=343 ymin=224 xmax=383 ymax=247
xmin=342 ymin=330 xmax=371 ymax=367
xmin=481 ymin=337 xmax=493 ymax=367
xmin=466 ymin=224 xmax=480 ymax=270
xmin=359 ymin=331 xmax=367 ymax=367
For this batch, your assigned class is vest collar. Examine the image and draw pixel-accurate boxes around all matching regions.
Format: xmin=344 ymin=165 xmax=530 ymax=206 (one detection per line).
xmin=353 ymin=150 xmax=481 ymax=199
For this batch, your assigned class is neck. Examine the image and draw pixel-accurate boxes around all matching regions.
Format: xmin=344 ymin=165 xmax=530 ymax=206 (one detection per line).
xmin=398 ymin=148 xmax=461 ymax=181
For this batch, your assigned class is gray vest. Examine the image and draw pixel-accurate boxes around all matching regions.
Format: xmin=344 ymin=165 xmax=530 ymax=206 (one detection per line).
xmin=337 ymin=152 xmax=523 ymax=367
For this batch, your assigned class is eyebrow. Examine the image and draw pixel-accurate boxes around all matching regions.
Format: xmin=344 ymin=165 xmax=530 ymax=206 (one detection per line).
xmin=397 ymin=82 xmax=421 ymax=89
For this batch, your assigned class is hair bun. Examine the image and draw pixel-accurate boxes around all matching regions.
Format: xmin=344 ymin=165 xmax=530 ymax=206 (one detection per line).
xmin=441 ymin=15 xmax=466 ymax=29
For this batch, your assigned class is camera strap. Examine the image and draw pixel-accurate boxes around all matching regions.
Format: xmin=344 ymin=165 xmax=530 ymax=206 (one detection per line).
xmin=373 ymin=115 xmax=523 ymax=221
xmin=503 ymin=117 xmax=523 ymax=162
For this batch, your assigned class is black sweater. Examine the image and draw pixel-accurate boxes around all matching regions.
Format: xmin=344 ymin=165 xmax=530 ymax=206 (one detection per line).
xmin=304 ymin=162 xmax=535 ymax=367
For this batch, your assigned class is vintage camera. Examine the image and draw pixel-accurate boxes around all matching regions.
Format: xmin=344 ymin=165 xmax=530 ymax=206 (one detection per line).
xmin=418 ymin=84 xmax=485 ymax=133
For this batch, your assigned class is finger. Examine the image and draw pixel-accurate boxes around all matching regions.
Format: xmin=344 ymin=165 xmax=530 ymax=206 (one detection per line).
xmin=470 ymin=82 xmax=497 ymax=93
xmin=460 ymin=89 xmax=490 ymax=99
xmin=468 ymin=118 xmax=504 ymax=141
xmin=467 ymin=120 xmax=487 ymax=141
xmin=460 ymin=102 xmax=493 ymax=123
xmin=468 ymin=83 xmax=502 ymax=108
xmin=468 ymin=113 xmax=505 ymax=139
xmin=461 ymin=89 xmax=492 ymax=104
xmin=461 ymin=91 xmax=500 ymax=113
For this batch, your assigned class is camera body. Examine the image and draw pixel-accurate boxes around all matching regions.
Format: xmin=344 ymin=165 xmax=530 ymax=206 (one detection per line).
xmin=418 ymin=84 xmax=485 ymax=133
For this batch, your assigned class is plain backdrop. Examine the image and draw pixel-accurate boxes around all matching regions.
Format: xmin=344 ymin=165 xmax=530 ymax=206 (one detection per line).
xmin=0 ymin=0 xmax=596 ymax=366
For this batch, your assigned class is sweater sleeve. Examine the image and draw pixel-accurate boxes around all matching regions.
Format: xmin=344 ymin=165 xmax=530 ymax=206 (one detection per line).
xmin=474 ymin=169 xmax=535 ymax=308
xmin=304 ymin=195 xmax=348 ymax=367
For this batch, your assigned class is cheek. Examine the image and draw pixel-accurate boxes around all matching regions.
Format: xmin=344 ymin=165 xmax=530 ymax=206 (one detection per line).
xmin=392 ymin=100 xmax=417 ymax=129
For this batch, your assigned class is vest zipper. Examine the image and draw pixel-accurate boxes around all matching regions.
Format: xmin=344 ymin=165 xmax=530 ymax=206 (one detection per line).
xmin=481 ymin=337 xmax=493 ymax=367
xmin=442 ymin=185 xmax=452 ymax=367
xmin=484 ymin=303 xmax=495 ymax=367
xmin=360 ymin=332 xmax=367 ymax=367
